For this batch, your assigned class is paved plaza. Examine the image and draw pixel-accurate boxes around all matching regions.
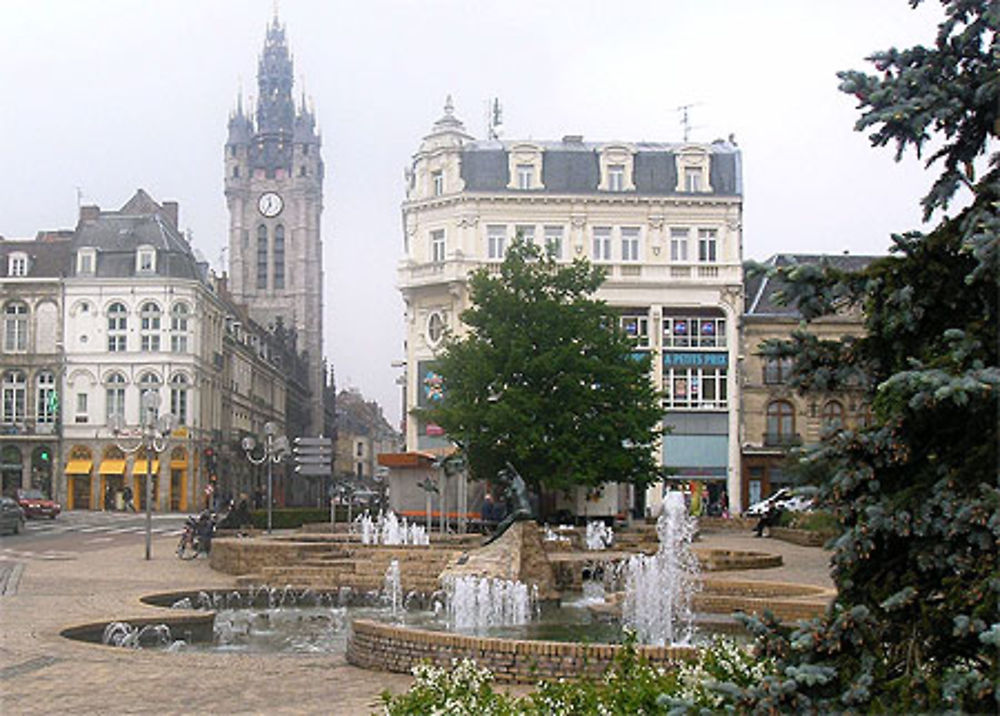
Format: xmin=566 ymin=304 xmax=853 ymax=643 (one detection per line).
xmin=0 ymin=524 xmax=834 ymax=715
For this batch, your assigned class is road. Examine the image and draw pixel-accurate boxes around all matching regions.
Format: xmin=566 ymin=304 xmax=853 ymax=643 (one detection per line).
xmin=0 ymin=510 xmax=188 ymax=562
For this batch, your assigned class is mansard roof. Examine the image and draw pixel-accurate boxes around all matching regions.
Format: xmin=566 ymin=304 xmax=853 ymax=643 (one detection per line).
xmin=744 ymin=253 xmax=879 ymax=318
xmin=71 ymin=189 xmax=206 ymax=281
xmin=0 ymin=234 xmax=74 ymax=278
xmin=458 ymin=138 xmax=742 ymax=196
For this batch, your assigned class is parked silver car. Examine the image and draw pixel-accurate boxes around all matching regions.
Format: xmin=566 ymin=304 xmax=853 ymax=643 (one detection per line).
xmin=0 ymin=496 xmax=25 ymax=535
xmin=745 ymin=488 xmax=815 ymax=517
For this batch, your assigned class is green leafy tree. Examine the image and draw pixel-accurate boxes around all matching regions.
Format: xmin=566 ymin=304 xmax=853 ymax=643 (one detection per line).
xmin=723 ymin=2 xmax=999 ymax=712
xmin=422 ymin=239 xmax=663 ymax=496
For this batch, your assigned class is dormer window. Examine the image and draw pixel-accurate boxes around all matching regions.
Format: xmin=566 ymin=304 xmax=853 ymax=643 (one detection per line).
xmin=675 ymin=146 xmax=712 ymax=193
xmin=431 ymin=170 xmax=444 ymax=196
xmin=7 ymin=252 xmax=28 ymax=277
xmin=685 ymin=167 xmax=703 ymax=192
xmin=598 ymin=145 xmax=635 ymax=192
xmin=608 ymin=165 xmax=625 ymax=192
xmin=136 ymin=246 xmax=156 ymax=274
xmin=516 ymin=164 xmax=533 ymax=190
xmin=77 ymin=249 xmax=96 ymax=275
xmin=507 ymin=143 xmax=543 ymax=190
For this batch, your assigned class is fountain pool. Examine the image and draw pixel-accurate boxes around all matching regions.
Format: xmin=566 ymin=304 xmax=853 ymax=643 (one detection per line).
xmin=63 ymin=583 xmax=747 ymax=656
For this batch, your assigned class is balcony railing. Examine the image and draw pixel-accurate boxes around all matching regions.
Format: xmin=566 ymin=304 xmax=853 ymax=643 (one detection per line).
xmin=763 ymin=432 xmax=803 ymax=447
xmin=0 ymin=422 xmax=56 ymax=437
xmin=399 ymin=258 xmax=742 ymax=287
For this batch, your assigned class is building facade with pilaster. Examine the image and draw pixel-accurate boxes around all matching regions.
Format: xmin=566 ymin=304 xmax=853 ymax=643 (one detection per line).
xmin=59 ymin=190 xmax=226 ymax=511
xmin=399 ymin=99 xmax=745 ymax=514
xmin=0 ymin=233 xmax=71 ymax=498
xmin=740 ymin=253 xmax=874 ymax=509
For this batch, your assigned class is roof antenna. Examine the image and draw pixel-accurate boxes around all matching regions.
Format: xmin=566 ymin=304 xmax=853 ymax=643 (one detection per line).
xmin=676 ymin=102 xmax=702 ymax=142
xmin=487 ymin=97 xmax=503 ymax=140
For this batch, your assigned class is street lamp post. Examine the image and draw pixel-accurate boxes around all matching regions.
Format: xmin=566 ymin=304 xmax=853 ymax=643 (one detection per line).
xmin=417 ymin=476 xmax=438 ymax=533
xmin=242 ymin=422 xmax=288 ymax=534
xmin=110 ymin=391 xmax=174 ymax=560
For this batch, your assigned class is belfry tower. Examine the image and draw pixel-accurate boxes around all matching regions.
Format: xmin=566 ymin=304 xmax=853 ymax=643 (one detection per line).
xmin=225 ymin=15 xmax=325 ymax=433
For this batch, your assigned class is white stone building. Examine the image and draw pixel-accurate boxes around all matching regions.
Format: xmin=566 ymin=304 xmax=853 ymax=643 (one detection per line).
xmin=60 ymin=191 xmax=228 ymax=511
xmin=398 ymin=100 xmax=745 ymax=515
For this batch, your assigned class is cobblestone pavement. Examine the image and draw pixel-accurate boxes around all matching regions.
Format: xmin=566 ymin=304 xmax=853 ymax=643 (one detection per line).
xmin=0 ymin=527 xmax=832 ymax=715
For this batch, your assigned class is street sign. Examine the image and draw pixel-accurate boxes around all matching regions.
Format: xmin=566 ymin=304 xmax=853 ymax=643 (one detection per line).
xmin=293 ymin=436 xmax=332 ymax=476
xmin=295 ymin=464 xmax=331 ymax=476
xmin=294 ymin=437 xmax=333 ymax=448
xmin=294 ymin=454 xmax=330 ymax=464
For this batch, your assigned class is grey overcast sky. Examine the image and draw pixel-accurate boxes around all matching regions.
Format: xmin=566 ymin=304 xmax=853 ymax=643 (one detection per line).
xmin=0 ymin=0 xmax=945 ymax=423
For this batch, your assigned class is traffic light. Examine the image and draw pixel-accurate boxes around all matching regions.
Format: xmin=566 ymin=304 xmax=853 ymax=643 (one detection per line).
xmin=40 ymin=449 xmax=50 ymax=462
xmin=204 ymin=447 xmax=217 ymax=476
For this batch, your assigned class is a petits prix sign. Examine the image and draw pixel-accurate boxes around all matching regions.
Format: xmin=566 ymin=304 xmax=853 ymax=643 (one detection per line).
xmin=662 ymin=352 xmax=728 ymax=368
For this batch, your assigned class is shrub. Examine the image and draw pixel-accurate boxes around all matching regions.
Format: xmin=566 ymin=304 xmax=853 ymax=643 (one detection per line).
xmin=248 ymin=507 xmax=332 ymax=529
xmin=779 ymin=509 xmax=838 ymax=534
xmin=380 ymin=635 xmax=771 ymax=714
xmin=381 ymin=659 xmax=518 ymax=716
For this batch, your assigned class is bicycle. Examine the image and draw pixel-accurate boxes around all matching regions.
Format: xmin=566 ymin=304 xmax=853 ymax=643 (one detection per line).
xmin=176 ymin=513 xmax=214 ymax=559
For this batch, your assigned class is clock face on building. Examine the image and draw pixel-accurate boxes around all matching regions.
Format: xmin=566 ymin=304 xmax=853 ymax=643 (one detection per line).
xmin=258 ymin=192 xmax=284 ymax=218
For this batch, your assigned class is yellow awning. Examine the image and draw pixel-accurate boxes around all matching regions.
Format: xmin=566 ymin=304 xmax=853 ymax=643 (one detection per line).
xmin=65 ymin=459 xmax=93 ymax=475
xmin=132 ymin=460 xmax=160 ymax=475
xmin=99 ymin=459 xmax=126 ymax=475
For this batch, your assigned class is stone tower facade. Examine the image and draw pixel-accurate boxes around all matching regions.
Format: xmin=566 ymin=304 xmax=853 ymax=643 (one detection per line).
xmin=224 ymin=16 xmax=325 ymax=433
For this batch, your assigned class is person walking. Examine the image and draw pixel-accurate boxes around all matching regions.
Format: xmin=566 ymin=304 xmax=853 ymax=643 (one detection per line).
xmin=122 ymin=485 xmax=135 ymax=512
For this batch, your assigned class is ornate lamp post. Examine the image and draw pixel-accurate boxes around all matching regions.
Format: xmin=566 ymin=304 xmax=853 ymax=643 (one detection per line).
xmin=110 ymin=391 xmax=174 ymax=560
xmin=242 ymin=422 xmax=288 ymax=534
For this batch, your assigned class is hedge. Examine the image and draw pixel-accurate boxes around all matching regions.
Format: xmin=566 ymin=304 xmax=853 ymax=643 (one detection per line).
xmin=248 ymin=507 xmax=352 ymax=529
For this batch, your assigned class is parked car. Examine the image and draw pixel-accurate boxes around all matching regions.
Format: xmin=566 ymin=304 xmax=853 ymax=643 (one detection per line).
xmin=0 ymin=496 xmax=25 ymax=535
xmin=16 ymin=488 xmax=61 ymax=519
xmin=745 ymin=488 xmax=814 ymax=517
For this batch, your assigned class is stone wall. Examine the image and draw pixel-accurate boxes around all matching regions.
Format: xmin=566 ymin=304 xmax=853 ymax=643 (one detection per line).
xmin=769 ymin=527 xmax=836 ymax=547
xmin=346 ymin=619 xmax=697 ymax=683
xmin=440 ymin=521 xmax=558 ymax=601
xmin=210 ymin=537 xmax=463 ymax=593
xmin=210 ymin=538 xmax=340 ymax=575
xmin=694 ymin=578 xmax=834 ymax=621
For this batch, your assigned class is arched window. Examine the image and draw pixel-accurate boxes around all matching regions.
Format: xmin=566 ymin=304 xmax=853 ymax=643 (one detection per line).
xmin=140 ymin=301 xmax=161 ymax=352
xmin=137 ymin=372 xmax=161 ymax=422
xmin=256 ymin=225 xmax=268 ymax=289
xmin=36 ymin=371 xmax=56 ymax=424
xmin=273 ymin=224 xmax=285 ymax=289
xmin=170 ymin=302 xmax=190 ymax=353
xmin=2 ymin=371 xmax=27 ymax=423
xmin=107 ymin=302 xmax=128 ymax=352
xmin=766 ymin=400 xmax=796 ymax=446
xmin=3 ymin=301 xmax=28 ymax=353
xmin=822 ymin=400 xmax=844 ymax=432
xmin=170 ymin=373 xmax=189 ymax=426
xmin=105 ymin=372 xmax=127 ymax=424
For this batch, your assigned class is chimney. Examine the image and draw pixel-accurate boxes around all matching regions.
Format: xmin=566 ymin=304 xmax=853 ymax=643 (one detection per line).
xmin=79 ymin=205 xmax=100 ymax=223
xmin=562 ymin=134 xmax=583 ymax=144
xmin=161 ymin=201 xmax=179 ymax=228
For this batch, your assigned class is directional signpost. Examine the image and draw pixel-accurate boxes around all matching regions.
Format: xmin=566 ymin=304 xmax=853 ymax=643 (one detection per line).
xmin=293 ymin=436 xmax=333 ymax=476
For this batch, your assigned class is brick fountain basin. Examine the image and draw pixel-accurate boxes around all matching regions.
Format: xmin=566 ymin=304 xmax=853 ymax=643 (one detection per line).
xmin=59 ymin=575 xmax=833 ymax=683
